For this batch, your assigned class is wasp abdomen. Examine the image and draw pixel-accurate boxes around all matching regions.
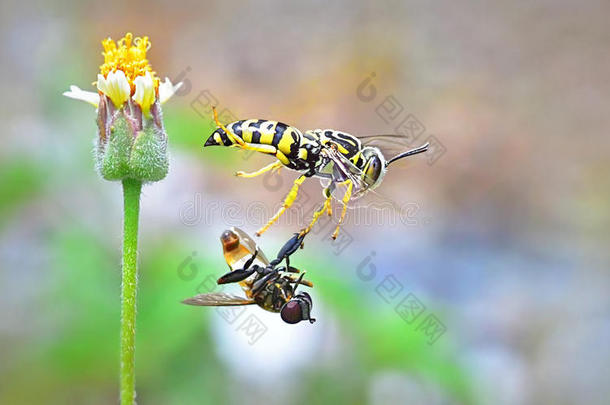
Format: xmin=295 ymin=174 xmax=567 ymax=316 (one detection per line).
xmin=206 ymin=119 xmax=322 ymax=170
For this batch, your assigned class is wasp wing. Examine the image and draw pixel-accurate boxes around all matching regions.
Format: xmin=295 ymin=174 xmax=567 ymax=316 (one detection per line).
xmin=318 ymin=147 xmax=407 ymax=211
xmin=182 ymin=292 xmax=256 ymax=306
xmin=358 ymin=134 xmax=412 ymax=151
xmin=229 ymin=227 xmax=270 ymax=265
xmin=319 ymin=148 xmax=371 ymax=200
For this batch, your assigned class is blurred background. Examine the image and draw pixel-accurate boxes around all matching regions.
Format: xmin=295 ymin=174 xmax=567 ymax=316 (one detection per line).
xmin=1 ymin=0 xmax=609 ymax=404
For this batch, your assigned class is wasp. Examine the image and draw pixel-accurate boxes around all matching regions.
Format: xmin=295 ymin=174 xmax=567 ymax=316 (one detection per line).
xmin=204 ymin=107 xmax=429 ymax=239
xmin=182 ymin=227 xmax=316 ymax=324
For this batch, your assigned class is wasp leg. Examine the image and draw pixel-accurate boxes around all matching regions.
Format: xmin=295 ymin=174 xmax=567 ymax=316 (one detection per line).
xmin=300 ymin=187 xmax=332 ymax=237
xmin=331 ymin=179 xmax=353 ymax=240
xmin=212 ymin=106 xmax=245 ymax=148
xmin=324 ymin=183 xmax=334 ymax=217
xmin=235 ymin=160 xmax=283 ymax=178
xmin=256 ymin=175 xmax=307 ymax=236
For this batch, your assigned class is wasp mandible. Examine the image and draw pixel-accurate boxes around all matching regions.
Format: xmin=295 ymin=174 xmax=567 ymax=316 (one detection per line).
xmin=204 ymin=107 xmax=428 ymax=239
xmin=182 ymin=227 xmax=316 ymax=324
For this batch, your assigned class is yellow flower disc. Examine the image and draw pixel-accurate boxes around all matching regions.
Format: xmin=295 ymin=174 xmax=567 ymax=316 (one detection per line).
xmin=99 ymin=33 xmax=159 ymax=94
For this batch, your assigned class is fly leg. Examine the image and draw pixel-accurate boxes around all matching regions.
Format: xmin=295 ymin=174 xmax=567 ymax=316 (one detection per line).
xmin=217 ymin=264 xmax=261 ymax=284
xmin=287 ymin=273 xmax=314 ymax=290
xmin=256 ymin=175 xmax=306 ymax=236
xmin=217 ymin=249 xmax=260 ymax=284
xmin=270 ymin=232 xmax=306 ymax=268
xmin=251 ymin=270 xmax=280 ymax=295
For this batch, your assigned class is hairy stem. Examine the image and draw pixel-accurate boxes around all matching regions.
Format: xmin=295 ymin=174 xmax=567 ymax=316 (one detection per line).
xmin=120 ymin=178 xmax=142 ymax=405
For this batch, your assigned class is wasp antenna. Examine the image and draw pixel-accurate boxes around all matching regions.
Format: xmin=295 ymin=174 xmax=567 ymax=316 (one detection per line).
xmin=386 ymin=142 xmax=430 ymax=166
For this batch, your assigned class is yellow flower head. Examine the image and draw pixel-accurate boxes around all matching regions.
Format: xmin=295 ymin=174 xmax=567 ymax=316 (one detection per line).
xmin=63 ymin=32 xmax=181 ymax=115
xmin=99 ymin=33 xmax=160 ymax=94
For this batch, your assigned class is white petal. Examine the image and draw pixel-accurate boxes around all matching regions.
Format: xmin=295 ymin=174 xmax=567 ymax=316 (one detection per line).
xmin=63 ymin=85 xmax=99 ymax=107
xmin=158 ymin=77 xmax=183 ymax=104
xmin=97 ymin=71 xmax=130 ymax=108
xmin=132 ymin=71 xmax=156 ymax=115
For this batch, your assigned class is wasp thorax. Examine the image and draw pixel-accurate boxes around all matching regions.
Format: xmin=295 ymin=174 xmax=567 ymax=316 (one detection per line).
xmin=360 ymin=147 xmax=386 ymax=189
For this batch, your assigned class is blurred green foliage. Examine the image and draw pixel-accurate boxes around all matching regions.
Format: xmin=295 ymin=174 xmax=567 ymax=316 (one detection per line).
xmin=164 ymin=108 xmax=246 ymax=168
xmin=0 ymin=158 xmax=46 ymax=225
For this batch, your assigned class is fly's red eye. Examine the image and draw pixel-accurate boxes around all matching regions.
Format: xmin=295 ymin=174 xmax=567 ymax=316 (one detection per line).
xmin=280 ymin=301 xmax=303 ymax=324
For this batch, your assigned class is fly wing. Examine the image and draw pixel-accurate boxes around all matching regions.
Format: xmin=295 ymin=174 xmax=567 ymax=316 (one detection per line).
xmin=229 ymin=227 xmax=270 ymax=265
xmin=181 ymin=292 xmax=256 ymax=306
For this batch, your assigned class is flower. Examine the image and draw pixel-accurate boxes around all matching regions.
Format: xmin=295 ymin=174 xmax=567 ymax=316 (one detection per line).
xmin=63 ymin=33 xmax=182 ymax=182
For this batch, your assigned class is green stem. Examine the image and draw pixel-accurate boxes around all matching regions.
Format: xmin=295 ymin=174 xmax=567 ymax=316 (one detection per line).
xmin=120 ymin=178 xmax=142 ymax=405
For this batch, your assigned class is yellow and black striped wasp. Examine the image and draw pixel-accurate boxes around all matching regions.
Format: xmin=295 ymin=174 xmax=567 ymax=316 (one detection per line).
xmin=204 ymin=107 xmax=429 ymax=239
xmin=182 ymin=227 xmax=316 ymax=324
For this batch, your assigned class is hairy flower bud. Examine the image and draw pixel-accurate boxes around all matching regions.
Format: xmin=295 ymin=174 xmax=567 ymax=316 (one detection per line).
xmin=96 ymin=96 xmax=169 ymax=181
xmin=64 ymin=32 xmax=181 ymax=183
